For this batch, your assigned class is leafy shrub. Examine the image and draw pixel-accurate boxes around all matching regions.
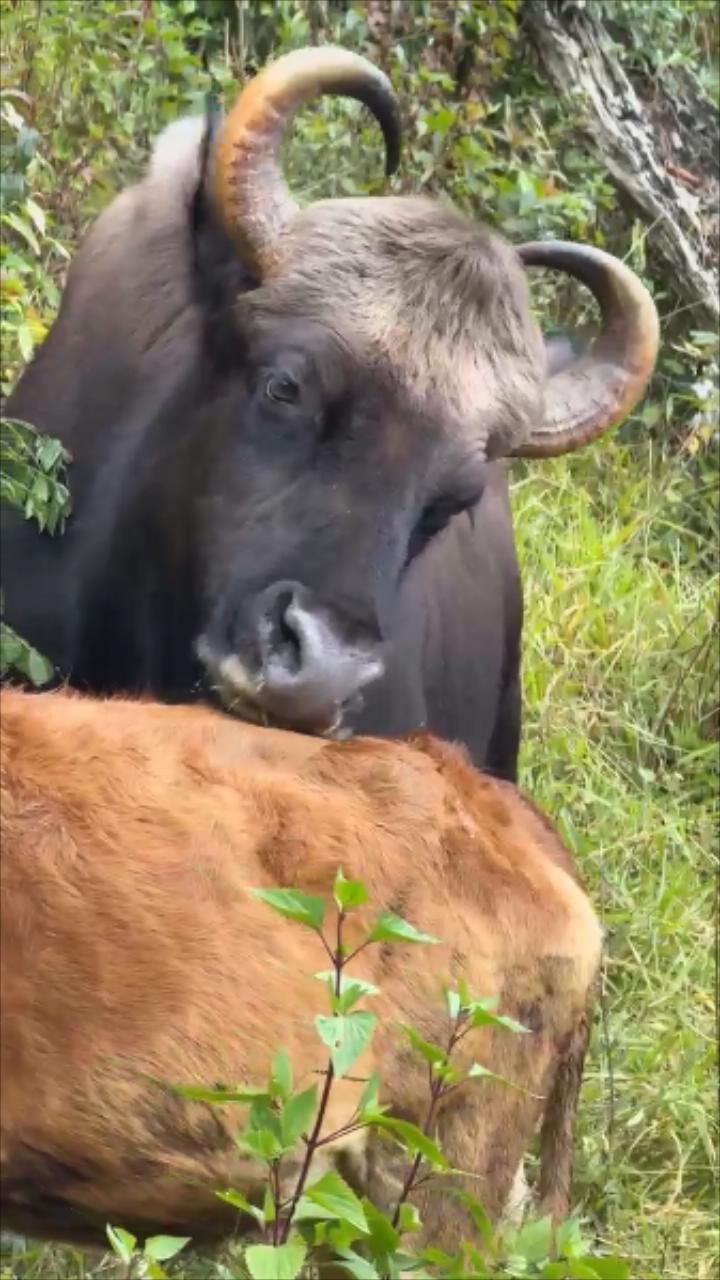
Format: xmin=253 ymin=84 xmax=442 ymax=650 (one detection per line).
xmin=0 ymin=415 xmax=71 ymax=681
xmin=104 ymin=874 xmax=630 ymax=1280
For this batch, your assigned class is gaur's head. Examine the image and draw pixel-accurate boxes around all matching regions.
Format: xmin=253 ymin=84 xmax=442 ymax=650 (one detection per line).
xmin=179 ymin=48 xmax=659 ymax=736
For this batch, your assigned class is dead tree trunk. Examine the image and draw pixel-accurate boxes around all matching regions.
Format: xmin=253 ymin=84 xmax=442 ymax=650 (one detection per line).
xmin=522 ymin=0 xmax=719 ymax=326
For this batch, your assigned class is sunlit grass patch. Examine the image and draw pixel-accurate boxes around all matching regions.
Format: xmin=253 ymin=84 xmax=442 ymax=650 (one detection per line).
xmin=513 ymin=437 xmax=718 ymax=1280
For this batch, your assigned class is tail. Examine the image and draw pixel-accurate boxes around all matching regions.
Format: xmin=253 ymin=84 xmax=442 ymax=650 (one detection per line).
xmin=536 ymin=988 xmax=596 ymax=1223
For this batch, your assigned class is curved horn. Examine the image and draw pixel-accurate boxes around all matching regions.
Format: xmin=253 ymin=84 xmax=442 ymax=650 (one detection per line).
xmin=513 ymin=242 xmax=660 ymax=458
xmin=214 ymin=47 xmax=401 ymax=276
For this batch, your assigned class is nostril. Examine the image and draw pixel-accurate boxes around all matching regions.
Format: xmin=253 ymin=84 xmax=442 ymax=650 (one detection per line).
xmin=255 ymin=580 xmax=384 ymax=727
xmin=262 ymin=588 xmax=303 ymax=675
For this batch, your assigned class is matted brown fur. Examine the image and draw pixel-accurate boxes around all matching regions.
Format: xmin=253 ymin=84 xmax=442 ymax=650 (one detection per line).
xmin=0 ymin=688 xmax=601 ymax=1251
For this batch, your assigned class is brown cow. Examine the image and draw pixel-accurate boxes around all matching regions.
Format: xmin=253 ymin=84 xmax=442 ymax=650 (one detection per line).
xmin=0 ymin=687 xmax=602 ymax=1255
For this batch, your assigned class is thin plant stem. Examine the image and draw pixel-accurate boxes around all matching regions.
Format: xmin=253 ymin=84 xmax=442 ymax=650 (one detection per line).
xmin=279 ymin=911 xmax=346 ymax=1242
xmin=389 ymin=1015 xmax=466 ymax=1232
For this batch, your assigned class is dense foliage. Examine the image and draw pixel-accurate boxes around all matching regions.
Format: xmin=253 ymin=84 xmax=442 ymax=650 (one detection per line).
xmin=0 ymin=2 xmax=717 ymax=1278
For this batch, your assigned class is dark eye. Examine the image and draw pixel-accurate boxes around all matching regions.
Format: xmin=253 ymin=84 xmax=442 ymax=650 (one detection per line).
xmin=406 ymin=495 xmax=478 ymax=567
xmin=265 ymin=373 xmax=300 ymax=405
xmin=419 ymin=503 xmax=454 ymax=538
xmin=419 ymin=498 xmax=469 ymax=539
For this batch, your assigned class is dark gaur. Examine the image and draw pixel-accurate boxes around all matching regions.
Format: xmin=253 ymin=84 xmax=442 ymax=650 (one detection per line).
xmin=0 ymin=47 xmax=660 ymax=774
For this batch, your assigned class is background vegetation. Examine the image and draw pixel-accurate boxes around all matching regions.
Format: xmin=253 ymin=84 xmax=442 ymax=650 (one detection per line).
xmin=1 ymin=1 xmax=717 ymax=1277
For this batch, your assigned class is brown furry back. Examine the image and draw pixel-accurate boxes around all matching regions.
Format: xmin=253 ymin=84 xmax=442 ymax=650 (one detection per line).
xmin=1 ymin=688 xmax=601 ymax=1252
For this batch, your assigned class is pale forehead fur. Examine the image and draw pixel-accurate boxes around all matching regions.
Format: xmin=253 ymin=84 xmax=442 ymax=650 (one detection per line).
xmin=145 ymin=122 xmax=545 ymax=451
xmin=257 ymin=196 xmax=546 ymax=452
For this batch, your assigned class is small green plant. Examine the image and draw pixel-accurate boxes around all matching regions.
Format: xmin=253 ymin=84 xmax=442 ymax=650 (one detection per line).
xmin=0 ymin=416 xmax=71 ymax=533
xmin=160 ymin=871 xmax=630 ymax=1280
xmin=106 ymin=1226 xmax=191 ymax=1280
xmin=0 ymin=415 xmax=71 ymax=684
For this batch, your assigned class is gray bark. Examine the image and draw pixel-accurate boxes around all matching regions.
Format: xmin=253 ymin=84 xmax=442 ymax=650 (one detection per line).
xmin=523 ymin=0 xmax=719 ymax=326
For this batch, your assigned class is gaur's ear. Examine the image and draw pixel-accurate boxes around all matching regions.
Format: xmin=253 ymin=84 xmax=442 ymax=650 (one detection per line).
xmin=189 ymin=104 xmax=260 ymax=359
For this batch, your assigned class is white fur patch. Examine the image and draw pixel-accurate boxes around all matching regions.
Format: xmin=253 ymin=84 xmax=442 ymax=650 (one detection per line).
xmin=217 ymin=653 xmax=262 ymax=698
xmin=503 ymin=1159 xmax=531 ymax=1227
xmin=149 ymin=116 xmax=206 ymax=197
xmin=195 ymin=637 xmax=261 ymax=699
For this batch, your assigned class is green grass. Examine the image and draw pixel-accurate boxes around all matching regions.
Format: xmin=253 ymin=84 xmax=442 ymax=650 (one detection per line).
xmin=2 ymin=434 xmax=716 ymax=1280
xmin=515 ymin=436 xmax=718 ymax=1280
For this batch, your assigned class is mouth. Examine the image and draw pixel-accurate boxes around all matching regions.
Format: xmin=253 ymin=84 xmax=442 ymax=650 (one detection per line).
xmin=195 ymin=639 xmax=357 ymax=740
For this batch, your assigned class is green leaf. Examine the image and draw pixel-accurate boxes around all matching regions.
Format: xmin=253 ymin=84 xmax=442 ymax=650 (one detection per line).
xmin=281 ymin=1084 xmax=318 ymax=1146
xmin=262 ymin=1186 xmax=276 ymax=1224
xmin=315 ymin=970 xmax=379 ymax=1003
xmin=419 ymin=1247 xmax=454 ymax=1267
xmin=389 ymin=1250 xmax=429 ymax=1274
xmin=431 ymin=1060 xmax=460 ymax=1085
xmin=30 ymin=474 xmax=49 ymax=507
xmin=468 ymin=999 xmax=531 ymax=1035
xmin=357 ymin=1070 xmax=383 ymax=1118
xmin=458 ymin=1243 xmax=491 ymax=1277
xmin=402 ymin=1024 xmax=447 ymax=1066
xmin=333 ymin=1251 xmax=380 ymax=1280
xmin=305 ymin=1169 xmax=369 ymax=1233
xmin=244 ymin=1242 xmax=307 ymax=1280
xmin=25 ymin=645 xmax=52 ymax=687
xmin=397 ymin=1203 xmax=423 ymax=1233
xmin=425 ymin=106 xmax=455 ymax=135
xmin=454 ymin=1192 xmax=494 ymax=1248
xmin=251 ymin=887 xmax=326 ymax=932
xmin=467 ymin=1062 xmax=539 ymax=1096
xmin=370 ymin=1116 xmax=449 ymax=1169
xmin=248 ymin=1096 xmax=283 ymax=1140
xmin=1 ymin=210 xmax=40 ymax=254
xmin=315 ymin=971 xmax=378 ymax=994
xmin=510 ymin=1215 xmax=554 ymax=1264
xmin=334 ymin=868 xmax=369 ymax=910
xmin=573 ymin=1259 xmax=631 ymax=1280
xmin=17 ymin=323 xmax=34 ymax=362
xmin=336 ymin=981 xmax=381 ymax=1014
xmin=315 ymin=1009 xmax=376 ymax=1078
xmin=105 ymin=1225 xmax=136 ymax=1264
xmin=367 ymin=913 xmax=440 ymax=947
xmin=215 ymin=1188 xmax=264 ymax=1225
xmin=144 ymin=1262 xmax=170 ymax=1280
xmin=236 ymin=1127 xmax=284 ymax=1161
xmin=143 ymin=1235 xmax=191 ymax=1262
xmin=0 ymin=629 xmax=21 ymax=678
xmin=292 ymin=1195 xmax=342 ymax=1223
xmin=24 ymin=197 xmax=46 ymax=236
xmin=456 ymin=976 xmax=471 ymax=1007
xmin=315 ymin=969 xmax=380 ymax=1014
xmin=444 ymin=986 xmax=461 ymax=1020
xmin=361 ymin=1198 xmax=400 ymax=1253
xmin=37 ymin=436 xmax=66 ymax=472
xmin=170 ymin=1082 xmax=268 ymax=1104
xmin=326 ymin=1219 xmax=367 ymax=1251
xmin=270 ymin=1048 xmax=293 ymax=1100
xmin=556 ymin=1217 xmax=585 ymax=1259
